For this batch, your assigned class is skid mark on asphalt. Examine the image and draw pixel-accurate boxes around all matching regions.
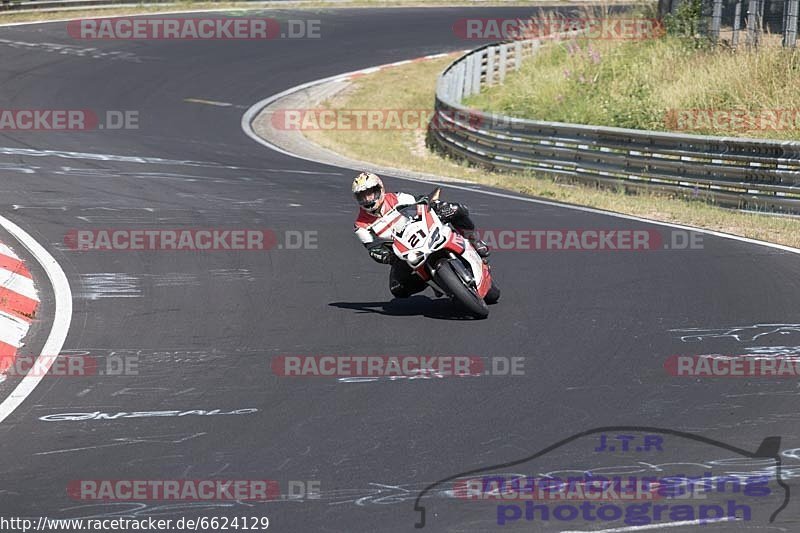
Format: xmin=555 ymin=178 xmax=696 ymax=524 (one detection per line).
xmin=77 ymin=273 xmax=140 ymax=300
xmin=151 ymin=273 xmax=201 ymax=288
xmin=184 ymin=98 xmax=248 ymax=109
xmin=210 ymin=269 xmax=255 ymax=282
xmin=61 ymin=348 xmax=262 ymax=364
xmin=0 ymin=146 xmax=242 ymax=166
xmin=35 ymin=432 xmax=208 ymax=456
xmin=77 ymin=270 xmax=259 ymax=299
xmin=743 ymin=346 xmax=800 ymax=356
xmin=671 ymin=324 xmax=800 ymax=343
xmin=0 ymin=162 xmax=37 ymax=174
xmin=0 ymin=38 xmax=142 ymax=62
xmin=0 ymin=147 xmax=345 ymax=175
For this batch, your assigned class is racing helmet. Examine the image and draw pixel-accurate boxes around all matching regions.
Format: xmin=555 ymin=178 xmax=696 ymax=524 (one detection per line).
xmin=352 ymin=172 xmax=385 ymax=214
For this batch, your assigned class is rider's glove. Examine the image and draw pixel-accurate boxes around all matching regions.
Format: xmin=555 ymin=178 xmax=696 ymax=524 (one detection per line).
xmin=431 ymin=200 xmax=460 ymax=222
xmin=368 ymin=243 xmax=393 ymax=264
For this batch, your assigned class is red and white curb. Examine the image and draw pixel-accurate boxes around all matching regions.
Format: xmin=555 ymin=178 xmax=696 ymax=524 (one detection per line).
xmin=0 ymin=241 xmax=39 ymax=380
xmin=0 ymin=213 xmax=71 ymax=426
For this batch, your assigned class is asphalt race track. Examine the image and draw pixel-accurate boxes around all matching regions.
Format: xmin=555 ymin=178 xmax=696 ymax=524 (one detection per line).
xmin=1 ymin=6 xmax=800 ymax=532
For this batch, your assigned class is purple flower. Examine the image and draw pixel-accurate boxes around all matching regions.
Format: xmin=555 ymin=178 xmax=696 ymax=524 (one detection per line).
xmin=564 ymin=69 xmax=571 ymax=79
xmin=566 ymin=41 xmax=580 ymax=55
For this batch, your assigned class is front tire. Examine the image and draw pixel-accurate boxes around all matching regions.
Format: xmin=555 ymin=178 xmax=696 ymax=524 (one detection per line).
xmin=434 ymin=260 xmax=489 ymax=319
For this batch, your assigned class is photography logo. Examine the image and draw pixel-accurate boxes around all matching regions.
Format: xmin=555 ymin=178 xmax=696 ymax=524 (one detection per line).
xmin=412 ymin=426 xmax=789 ymax=529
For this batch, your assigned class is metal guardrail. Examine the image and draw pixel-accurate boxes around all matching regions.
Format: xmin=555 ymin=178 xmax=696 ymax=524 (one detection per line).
xmin=428 ymin=37 xmax=800 ymax=213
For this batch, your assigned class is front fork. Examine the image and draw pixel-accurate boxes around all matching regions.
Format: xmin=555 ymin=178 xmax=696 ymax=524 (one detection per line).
xmin=426 ymin=253 xmax=476 ymax=296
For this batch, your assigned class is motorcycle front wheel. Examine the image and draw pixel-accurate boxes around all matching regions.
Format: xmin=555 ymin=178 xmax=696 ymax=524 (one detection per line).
xmin=434 ymin=260 xmax=489 ymax=319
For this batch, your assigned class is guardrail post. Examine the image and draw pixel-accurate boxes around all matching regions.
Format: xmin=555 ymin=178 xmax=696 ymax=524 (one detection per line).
xmin=499 ymin=44 xmax=508 ymax=82
xmin=472 ymin=50 xmax=484 ymax=94
xmin=462 ymin=57 xmax=473 ymax=98
xmin=732 ymin=0 xmax=743 ymax=48
xmin=785 ymin=0 xmax=799 ymax=47
xmin=486 ymin=46 xmax=496 ymax=85
xmin=514 ymin=41 xmax=522 ymax=70
xmin=711 ymin=0 xmax=723 ymax=43
xmin=440 ymin=75 xmax=451 ymax=104
xmin=747 ymin=0 xmax=760 ymax=47
xmin=464 ymin=54 xmax=478 ymax=98
xmin=454 ymin=63 xmax=465 ymax=102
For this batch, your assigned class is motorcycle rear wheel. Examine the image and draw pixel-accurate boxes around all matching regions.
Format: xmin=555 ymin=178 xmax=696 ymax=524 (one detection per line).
xmin=484 ymin=280 xmax=500 ymax=305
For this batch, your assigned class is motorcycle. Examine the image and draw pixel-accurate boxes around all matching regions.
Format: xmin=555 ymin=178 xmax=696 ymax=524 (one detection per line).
xmin=367 ymin=188 xmax=500 ymax=319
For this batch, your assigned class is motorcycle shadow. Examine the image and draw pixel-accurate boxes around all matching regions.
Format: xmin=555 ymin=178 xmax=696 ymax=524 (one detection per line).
xmin=329 ymin=295 xmax=476 ymax=320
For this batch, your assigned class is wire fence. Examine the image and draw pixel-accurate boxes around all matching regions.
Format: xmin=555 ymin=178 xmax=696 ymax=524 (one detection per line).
xmin=663 ymin=0 xmax=800 ymax=47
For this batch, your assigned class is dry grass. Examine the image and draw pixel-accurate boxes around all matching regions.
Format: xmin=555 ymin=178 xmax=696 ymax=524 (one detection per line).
xmin=466 ymin=34 xmax=800 ymax=140
xmin=304 ymin=56 xmax=800 ymax=248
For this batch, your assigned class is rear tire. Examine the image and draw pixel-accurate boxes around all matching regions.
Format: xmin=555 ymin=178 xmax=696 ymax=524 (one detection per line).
xmin=434 ymin=260 xmax=489 ymax=319
xmin=484 ymin=280 xmax=500 ymax=305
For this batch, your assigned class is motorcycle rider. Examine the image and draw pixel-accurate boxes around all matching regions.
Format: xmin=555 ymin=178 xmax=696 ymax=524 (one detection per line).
xmin=352 ymin=171 xmax=489 ymax=298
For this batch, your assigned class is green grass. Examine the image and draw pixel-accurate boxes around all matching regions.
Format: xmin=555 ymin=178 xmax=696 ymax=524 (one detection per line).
xmin=466 ymin=35 xmax=800 ymax=140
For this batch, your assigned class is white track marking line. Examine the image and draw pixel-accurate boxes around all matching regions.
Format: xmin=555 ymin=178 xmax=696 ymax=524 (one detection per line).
xmin=0 ymin=8 xmax=267 ymax=28
xmin=0 ymin=214 xmax=72 ymax=425
xmin=241 ymin=65 xmax=800 ymax=258
xmin=561 ymin=517 xmax=740 ymax=532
